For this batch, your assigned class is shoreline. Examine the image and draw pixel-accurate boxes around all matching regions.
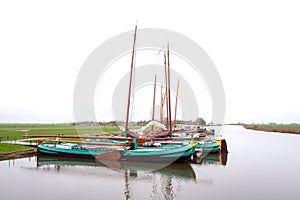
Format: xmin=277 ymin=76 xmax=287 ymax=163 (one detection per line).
xmin=243 ymin=125 xmax=300 ymax=135
xmin=0 ymin=149 xmax=37 ymax=161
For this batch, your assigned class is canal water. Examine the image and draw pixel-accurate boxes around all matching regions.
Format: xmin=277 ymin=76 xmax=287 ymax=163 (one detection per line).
xmin=1 ymin=125 xmax=299 ymax=200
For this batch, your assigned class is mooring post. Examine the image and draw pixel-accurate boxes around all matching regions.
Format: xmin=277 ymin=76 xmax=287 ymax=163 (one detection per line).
xmin=133 ymin=139 xmax=138 ymax=150
xmin=220 ymin=139 xmax=228 ymax=153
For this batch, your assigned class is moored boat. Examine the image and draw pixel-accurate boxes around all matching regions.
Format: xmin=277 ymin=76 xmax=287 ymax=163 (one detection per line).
xmin=95 ymin=141 xmax=196 ymax=163
xmin=38 ymin=141 xmax=125 ymax=158
xmin=195 ymin=139 xmax=221 ymax=153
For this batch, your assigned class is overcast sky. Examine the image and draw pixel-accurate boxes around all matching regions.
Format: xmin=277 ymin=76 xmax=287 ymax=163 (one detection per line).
xmin=0 ymin=0 xmax=299 ymax=124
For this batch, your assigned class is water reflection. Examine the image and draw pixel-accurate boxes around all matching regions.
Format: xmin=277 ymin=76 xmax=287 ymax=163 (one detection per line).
xmin=191 ymin=153 xmax=228 ymax=166
xmin=36 ymin=154 xmax=199 ymax=180
xmin=34 ymin=153 xmax=227 ymax=200
xmin=36 ymin=152 xmax=228 ymax=176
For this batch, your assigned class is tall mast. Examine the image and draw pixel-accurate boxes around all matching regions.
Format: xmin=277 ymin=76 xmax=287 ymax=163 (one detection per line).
xmin=164 ymin=50 xmax=169 ymax=130
xmin=151 ymin=74 xmax=157 ymax=130
xmin=125 ymin=25 xmax=137 ymax=131
xmin=160 ymin=85 xmax=163 ymax=123
xmin=167 ymin=43 xmax=172 ymax=135
xmin=174 ymin=80 xmax=179 ymax=131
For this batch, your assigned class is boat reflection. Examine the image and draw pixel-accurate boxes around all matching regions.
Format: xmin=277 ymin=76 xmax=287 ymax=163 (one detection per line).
xmin=36 ymin=151 xmax=228 ymax=179
xmin=35 ymin=153 xmax=227 ymax=200
xmin=97 ymin=159 xmax=197 ymax=180
xmin=192 ymin=152 xmax=228 ymax=166
xmin=37 ymin=155 xmax=99 ymax=167
xmin=36 ymin=154 xmax=196 ymax=180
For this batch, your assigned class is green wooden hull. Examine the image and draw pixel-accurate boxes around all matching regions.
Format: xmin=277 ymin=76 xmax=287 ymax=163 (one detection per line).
xmin=195 ymin=141 xmax=220 ymax=153
xmin=39 ymin=142 xmax=196 ymax=163
xmin=38 ymin=142 xmax=120 ymax=158
xmin=160 ymin=140 xmax=221 ymax=154
xmin=96 ymin=143 xmax=196 ymax=163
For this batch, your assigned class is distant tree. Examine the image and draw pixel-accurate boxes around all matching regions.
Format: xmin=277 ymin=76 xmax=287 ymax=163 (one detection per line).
xmin=194 ymin=117 xmax=206 ymax=125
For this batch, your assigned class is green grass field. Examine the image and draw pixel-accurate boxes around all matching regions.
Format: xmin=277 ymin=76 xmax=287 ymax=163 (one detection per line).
xmin=0 ymin=124 xmax=122 ymax=141
xmin=250 ymin=124 xmax=300 ymax=130
xmin=0 ymin=124 xmax=123 ymax=155
xmin=0 ymin=143 xmax=33 ymax=154
xmin=244 ymin=124 xmax=300 ymax=134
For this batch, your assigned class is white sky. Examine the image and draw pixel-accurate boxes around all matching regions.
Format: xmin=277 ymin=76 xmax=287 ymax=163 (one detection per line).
xmin=94 ymin=50 xmax=212 ymax=123
xmin=0 ymin=0 xmax=299 ymax=124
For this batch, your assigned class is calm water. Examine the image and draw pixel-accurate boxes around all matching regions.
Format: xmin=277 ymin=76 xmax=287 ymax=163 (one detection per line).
xmin=1 ymin=125 xmax=300 ymax=200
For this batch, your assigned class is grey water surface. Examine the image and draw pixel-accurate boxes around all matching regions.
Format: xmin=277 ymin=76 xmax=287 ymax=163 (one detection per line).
xmin=1 ymin=125 xmax=299 ymax=200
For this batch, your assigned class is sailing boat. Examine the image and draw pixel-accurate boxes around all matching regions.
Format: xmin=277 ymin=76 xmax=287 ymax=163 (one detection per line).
xmin=125 ymin=41 xmax=175 ymax=138
xmin=123 ymin=26 xmax=171 ymax=138
xmin=118 ymin=29 xmax=223 ymax=155
xmin=95 ymin=26 xmax=197 ymax=163
xmin=149 ymin=45 xmax=174 ymax=138
xmin=122 ymin=24 xmax=140 ymax=138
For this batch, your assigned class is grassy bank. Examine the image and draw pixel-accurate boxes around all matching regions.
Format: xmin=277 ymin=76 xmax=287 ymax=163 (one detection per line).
xmin=0 ymin=124 xmax=122 ymax=157
xmin=243 ymin=124 xmax=300 ymax=134
xmin=0 ymin=143 xmax=33 ymax=154
xmin=0 ymin=143 xmax=36 ymax=160
xmin=0 ymin=124 xmax=122 ymax=141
